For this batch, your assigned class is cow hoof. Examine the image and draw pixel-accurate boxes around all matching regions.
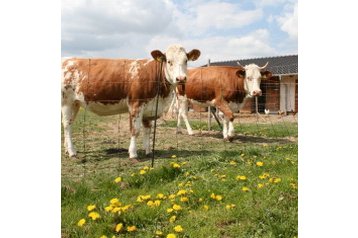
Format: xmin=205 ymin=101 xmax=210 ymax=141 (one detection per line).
xmin=129 ymin=157 xmax=140 ymax=164
xmin=70 ymin=154 xmax=78 ymax=159
xmin=228 ymin=136 xmax=234 ymax=142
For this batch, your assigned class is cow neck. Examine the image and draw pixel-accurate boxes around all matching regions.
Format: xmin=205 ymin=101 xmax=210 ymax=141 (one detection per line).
xmin=156 ymin=61 xmax=171 ymax=98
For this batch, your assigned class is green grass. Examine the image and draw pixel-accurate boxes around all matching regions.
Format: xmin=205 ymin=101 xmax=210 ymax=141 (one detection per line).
xmin=62 ymin=111 xmax=297 ymax=238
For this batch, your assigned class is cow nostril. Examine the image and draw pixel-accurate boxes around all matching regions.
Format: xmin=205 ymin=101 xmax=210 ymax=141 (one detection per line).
xmin=176 ymin=76 xmax=186 ymax=82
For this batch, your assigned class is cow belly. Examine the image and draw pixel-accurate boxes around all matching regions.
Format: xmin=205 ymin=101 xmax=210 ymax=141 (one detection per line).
xmin=143 ymin=96 xmax=172 ymax=118
xmin=87 ymin=100 xmax=128 ymax=116
xmin=188 ymin=99 xmax=216 ymax=108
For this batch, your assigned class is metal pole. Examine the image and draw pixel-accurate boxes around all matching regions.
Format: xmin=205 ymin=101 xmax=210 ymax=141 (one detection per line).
xmin=207 ymin=59 xmax=211 ymax=131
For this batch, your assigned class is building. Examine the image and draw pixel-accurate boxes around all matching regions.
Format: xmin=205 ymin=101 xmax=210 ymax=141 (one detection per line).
xmin=206 ymin=55 xmax=298 ymax=114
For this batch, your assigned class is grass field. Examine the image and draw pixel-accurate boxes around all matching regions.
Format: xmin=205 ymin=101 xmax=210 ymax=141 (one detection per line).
xmin=61 ymin=109 xmax=298 ymax=238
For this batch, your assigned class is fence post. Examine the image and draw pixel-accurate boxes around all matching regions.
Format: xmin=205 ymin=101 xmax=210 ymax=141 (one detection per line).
xmin=207 ymin=59 xmax=211 ymax=131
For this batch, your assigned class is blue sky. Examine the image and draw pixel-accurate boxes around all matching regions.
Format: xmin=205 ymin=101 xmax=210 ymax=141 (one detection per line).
xmin=62 ymin=0 xmax=297 ymax=66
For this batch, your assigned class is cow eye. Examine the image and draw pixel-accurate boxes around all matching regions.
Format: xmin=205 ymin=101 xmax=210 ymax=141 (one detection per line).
xmin=167 ymin=60 xmax=173 ymax=66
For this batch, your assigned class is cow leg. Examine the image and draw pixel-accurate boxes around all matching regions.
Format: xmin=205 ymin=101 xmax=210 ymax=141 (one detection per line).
xmin=128 ymin=105 xmax=143 ymax=159
xmin=177 ymin=96 xmax=194 ymax=135
xmin=61 ymin=102 xmax=80 ymax=157
xmin=215 ymin=101 xmax=235 ymax=141
xmin=142 ymin=119 xmax=152 ymax=156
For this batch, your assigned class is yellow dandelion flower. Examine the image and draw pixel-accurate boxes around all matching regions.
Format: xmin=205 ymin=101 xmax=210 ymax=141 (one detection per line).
xmin=290 ymin=183 xmax=298 ymax=189
xmin=171 ymin=163 xmax=181 ymax=169
xmin=177 ymin=189 xmax=187 ymax=196
xmin=111 ymin=207 xmax=121 ymax=214
xmin=172 ymin=204 xmax=182 ymax=211
xmin=154 ymin=200 xmax=161 ymax=206
xmin=210 ymin=193 xmax=216 ymax=199
xmin=143 ymin=165 xmax=150 ymax=171
xmin=110 ymin=198 xmax=121 ymax=207
xmin=174 ymin=225 xmax=184 ymax=233
xmin=256 ymin=161 xmax=264 ymax=167
xmin=203 ymin=205 xmax=209 ymax=210
xmin=167 ymin=208 xmax=174 ymax=213
xmin=273 ymin=178 xmax=281 ymax=183
xmin=171 ymin=155 xmax=177 ymax=158
xmin=236 ymin=175 xmax=247 ymax=181
xmin=167 ymin=234 xmax=177 ymax=238
xmin=229 ymin=160 xmax=237 ymax=165
xmin=178 ymin=182 xmax=184 ymax=187
xmin=169 ymin=215 xmax=176 ymax=223
xmin=127 ymin=226 xmax=137 ymax=232
xmin=114 ymin=177 xmax=122 ymax=183
xmin=88 ymin=211 xmax=101 ymax=220
xmin=139 ymin=169 xmax=147 ymax=175
xmin=105 ymin=205 xmax=114 ymax=212
xmin=241 ymin=187 xmax=250 ymax=192
xmin=215 ymin=195 xmax=223 ymax=201
xmin=155 ymin=230 xmax=163 ymax=236
xmin=77 ymin=218 xmax=86 ymax=227
xmin=156 ymin=193 xmax=165 ymax=199
xmin=147 ymin=200 xmax=154 ymax=207
xmin=257 ymin=183 xmax=264 ymax=189
xmin=87 ymin=204 xmax=96 ymax=211
xmin=225 ymin=204 xmax=236 ymax=209
xmin=115 ymin=223 xmax=123 ymax=232
xmin=168 ymin=194 xmax=176 ymax=201
xmin=100 ymin=236 xmax=108 ymax=238
xmin=259 ymin=173 xmax=270 ymax=179
xmin=198 ymin=198 xmax=203 ymax=202
xmin=180 ymin=197 xmax=189 ymax=202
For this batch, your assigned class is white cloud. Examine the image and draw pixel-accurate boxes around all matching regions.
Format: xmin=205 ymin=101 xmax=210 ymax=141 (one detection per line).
xmin=276 ymin=2 xmax=298 ymax=38
xmin=173 ymin=1 xmax=262 ymax=36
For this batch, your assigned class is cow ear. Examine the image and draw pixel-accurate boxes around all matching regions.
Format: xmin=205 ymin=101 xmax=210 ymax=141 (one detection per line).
xmin=187 ymin=49 xmax=201 ymax=61
xmin=236 ymin=69 xmax=245 ymax=78
xmin=261 ymin=70 xmax=272 ymax=79
xmin=151 ymin=50 xmax=166 ymax=62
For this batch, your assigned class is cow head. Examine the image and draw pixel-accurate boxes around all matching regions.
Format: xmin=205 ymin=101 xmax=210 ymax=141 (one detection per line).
xmin=151 ymin=45 xmax=200 ymax=85
xmin=236 ymin=62 xmax=272 ymax=97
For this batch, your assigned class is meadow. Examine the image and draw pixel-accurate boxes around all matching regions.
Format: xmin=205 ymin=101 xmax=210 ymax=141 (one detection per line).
xmin=62 ymin=109 xmax=298 ymax=238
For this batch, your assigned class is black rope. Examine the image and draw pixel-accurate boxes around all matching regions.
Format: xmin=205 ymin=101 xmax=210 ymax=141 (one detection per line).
xmin=151 ymin=59 xmax=164 ymax=167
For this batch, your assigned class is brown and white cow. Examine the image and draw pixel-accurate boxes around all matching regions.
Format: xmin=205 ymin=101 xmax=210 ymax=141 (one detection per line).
xmin=62 ymin=45 xmax=200 ymax=159
xmin=175 ymin=62 xmax=271 ymax=141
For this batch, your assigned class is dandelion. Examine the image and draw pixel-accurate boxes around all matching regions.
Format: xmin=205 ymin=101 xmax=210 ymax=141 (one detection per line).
xmin=88 ymin=211 xmax=101 ymax=220
xmin=110 ymin=198 xmax=121 ymax=207
xmin=169 ymin=215 xmax=176 ymax=223
xmin=171 ymin=162 xmax=181 ymax=169
xmin=257 ymin=183 xmax=265 ymax=189
xmin=114 ymin=177 xmax=122 ymax=183
xmin=172 ymin=204 xmax=182 ymax=211
xmin=139 ymin=169 xmax=147 ymax=175
xmin=168 ymin=194 xmax=176 ymax=200
xmin=174 ymin=225 xmax=184 ymax=233
xmin=229 ymin=160 xmax=237 ymax=165
xmin=167 ymin=234 xmax=177 ymax=238
xmin=87 ymin=204 xmax=96 ymax=211
xmin=167 ymin=208 xmax=174 ymax=213
xmin=115 ymin=223 xmax=123 ymax=232
xmin=177 ymin=189 xmax=187 ymax=196
xmin=256 ymin=161 xmax=264 ymax=167
xmin=236 ymin=175 xmax=247 ymax=181
xmin=210 ymin=193 xmax=216 ymax=199
xmin=155 ymin=230 xmax=163 ymax=236
xmin=77 ymin=218 xmax=86 ymax=227
xmin=215 ymin=195 xmax=223 ymax=201
xmin=198 ymin=198 xmax=203 ymax=202
xmin=290 ymin=182 xmax=298 ymax=189
xmin=203 ymin=205 xmax=209 ymax=210
xmin=143 ymin=165 xmax=150 ymax=171
xmin=100 ymin=236 xmax=108 ymax=238
xmin=259 ymin=173 xmax=270 ymax=179
xmin=180 ymin=197 xmax=189 ymax=202
xmin=156 ymin=193 xmax=165 ymax=199
xmin=225 ymin=204 xmax=236 ymax=209
xmin=127 ymin=226 xmax=137 ymax=232
xmin=270 ymin=177 xmax=281 ymax=183
xmin=105 ymin=205 xmax=114 ymax=212
xmin=171 ymin=155 xmax=177 ymax=158
xmin=241 ymin=187 xmax=250 ymax=192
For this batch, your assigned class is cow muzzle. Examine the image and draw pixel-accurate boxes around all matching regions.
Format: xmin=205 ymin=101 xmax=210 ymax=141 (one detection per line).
xmin=176 ymin=76 xmax=187 ymax=84
xmin=252 ymin=90 xmax=262 ymax=97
